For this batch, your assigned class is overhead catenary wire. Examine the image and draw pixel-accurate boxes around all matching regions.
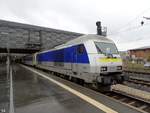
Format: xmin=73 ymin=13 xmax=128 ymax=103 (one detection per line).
xmin=108 ymin=7 xmax=150 ymax=36
xmin=108 ymin=22 xmax=150 ymax=36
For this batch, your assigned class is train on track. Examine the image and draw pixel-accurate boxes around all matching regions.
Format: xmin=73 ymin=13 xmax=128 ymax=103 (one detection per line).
xmin=22 ymin=34 xmax=124 ymax=91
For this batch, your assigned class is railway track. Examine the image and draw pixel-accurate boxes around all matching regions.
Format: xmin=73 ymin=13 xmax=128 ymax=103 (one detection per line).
xmin=123 ymin=71 xmax=150 ymax=86
xmin=88 ymin=83 xmax=150 ymax=113
xmin=125 ymin=79 xmax=150 ymax=88
xmin=124 ymin=70 xmax=150 ymax=75
xmin=126 ymin=77 xmax=150 ymax=86
xmin=123 ymin=71 xmax=150 ymax=81
xmin=103 ymin=91 xmax=150 ymax=113
xmin=129 ymin=78 xmax=150 ymax=85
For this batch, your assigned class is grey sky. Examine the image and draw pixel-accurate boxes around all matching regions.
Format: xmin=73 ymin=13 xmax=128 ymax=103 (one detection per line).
xmin=0 ymin=0 xmax=150 ymax=50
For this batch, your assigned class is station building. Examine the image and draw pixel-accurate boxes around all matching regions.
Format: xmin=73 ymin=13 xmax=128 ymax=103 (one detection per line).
xmin=128 ymin=46 xmax=150 ymax=61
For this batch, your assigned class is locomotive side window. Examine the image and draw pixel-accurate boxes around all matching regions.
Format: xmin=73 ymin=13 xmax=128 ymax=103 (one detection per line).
xmin=77 ymin=44 xmax=85 ymax=54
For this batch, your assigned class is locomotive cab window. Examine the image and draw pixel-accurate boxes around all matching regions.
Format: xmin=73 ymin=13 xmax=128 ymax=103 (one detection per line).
xmin=77 ymin=44 xmax=85 ymax=54
xmin=94 ymin=42 xmax=118 ymax=54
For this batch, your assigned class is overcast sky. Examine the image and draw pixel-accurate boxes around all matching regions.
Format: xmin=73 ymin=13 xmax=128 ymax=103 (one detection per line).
xmin=0 ymin=0 xmax=150 ymax=50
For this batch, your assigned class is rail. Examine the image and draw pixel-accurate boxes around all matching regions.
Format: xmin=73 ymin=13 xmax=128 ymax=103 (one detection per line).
xmin=103 ymin=91 xmax=150 ymax=113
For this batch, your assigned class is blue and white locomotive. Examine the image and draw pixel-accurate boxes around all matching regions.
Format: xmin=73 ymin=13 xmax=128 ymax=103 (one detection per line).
xmin=22 ymin=34 xmax=123 ymax=89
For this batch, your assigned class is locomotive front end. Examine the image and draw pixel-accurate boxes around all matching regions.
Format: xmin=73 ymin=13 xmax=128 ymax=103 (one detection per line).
xmin=94 ymin=41 xmax=123 ymax=85
xmin=84 ymin=35 xmax=124 ymax=86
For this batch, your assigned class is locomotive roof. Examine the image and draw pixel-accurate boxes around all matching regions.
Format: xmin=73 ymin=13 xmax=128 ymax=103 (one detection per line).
xmin=38 ymin=34 xmax=113 ymax=54
xmin=67 ymin=34 xmax=112 ymax=43
xmin=55 ymin=34 xmax=113 ymax=48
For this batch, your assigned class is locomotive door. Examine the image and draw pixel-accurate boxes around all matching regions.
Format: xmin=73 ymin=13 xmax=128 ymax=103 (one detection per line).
xmin=72 ymin=44 xmax=84 ymax=74
xmin=71 ymin=47 xmax=78 ymax=74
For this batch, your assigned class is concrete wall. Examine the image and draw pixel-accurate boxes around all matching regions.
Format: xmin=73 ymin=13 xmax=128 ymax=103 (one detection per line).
xmin=0 ymin=26 xmax=28 ymax=49
xmin=0 ymin=19 xmax=82 ymax=51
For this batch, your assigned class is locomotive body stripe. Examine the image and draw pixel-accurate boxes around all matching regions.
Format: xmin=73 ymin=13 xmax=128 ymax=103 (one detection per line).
xmin=37 ymin=44 xmax=89 ymax=64
xmin=99 ymin=58 xmax=122 ymax=63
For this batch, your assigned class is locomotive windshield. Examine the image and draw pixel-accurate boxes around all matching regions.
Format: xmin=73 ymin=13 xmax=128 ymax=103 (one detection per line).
xmin=94 ymin=42 xmax=118 ymax=54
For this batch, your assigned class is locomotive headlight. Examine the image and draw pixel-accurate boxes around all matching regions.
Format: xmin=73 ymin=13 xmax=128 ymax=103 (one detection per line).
xmin=101 ymin=67 xmax=107 ymax=71
xmin=117 ymin=66 xmax=122 ymax=70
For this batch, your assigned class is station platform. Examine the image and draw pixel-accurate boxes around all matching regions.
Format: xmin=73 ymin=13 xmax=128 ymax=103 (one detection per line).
xmin=11 ymin=64 xmax=144 ymax=113
xmin=112 ymin=84 xmax=150 ymax=103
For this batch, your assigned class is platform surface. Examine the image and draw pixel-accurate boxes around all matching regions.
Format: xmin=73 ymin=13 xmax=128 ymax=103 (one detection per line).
xmin=10 ymin=64 xmax=143 ymax=113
